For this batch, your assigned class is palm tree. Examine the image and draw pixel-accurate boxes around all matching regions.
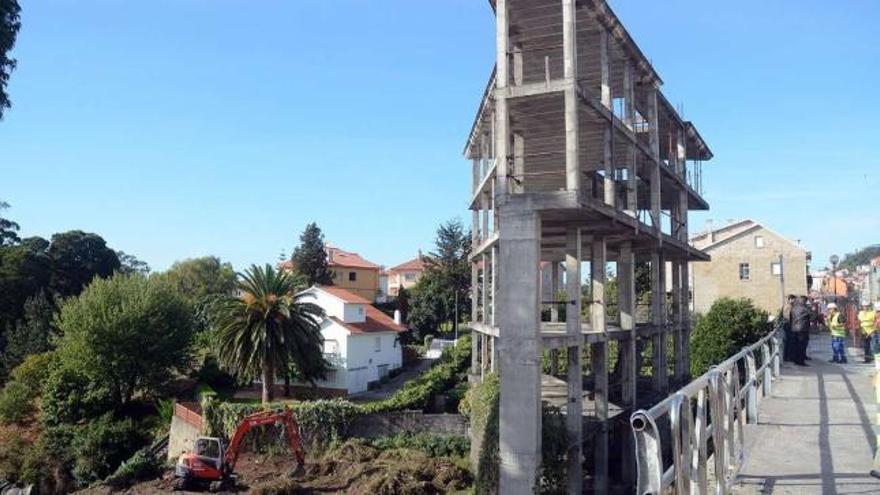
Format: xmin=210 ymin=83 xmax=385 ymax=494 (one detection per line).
xmin=215 ymin=263 xmax=329 ymax=405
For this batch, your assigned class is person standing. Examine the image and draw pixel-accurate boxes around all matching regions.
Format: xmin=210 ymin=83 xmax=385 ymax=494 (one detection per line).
xmin=858 ymin=302 xmax=877 ymax=363
xmin=790 ymin=296 xmax=810 ymax=366
xmin=782 ymin=294 xmax=796 ymax=362
xmin=828 ymin=303 xmax=847 ymax=364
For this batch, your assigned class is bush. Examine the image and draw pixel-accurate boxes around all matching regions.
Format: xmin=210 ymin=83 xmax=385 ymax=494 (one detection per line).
xmin=41 ymin=363 xmax=114 ymax=426
xmin=103 ymin=450 xmax=162 ymax=489
xmin=21 ymin=425 xmax=77 ymax=494
xmin=203 ymin=398 xmax=362 ymax=448
xmin=0 ymin=380 xmax=34 ymax=424
xmin=362 ymin=334 xmax=470 ymax=414
xmin=0 ymin=431 xmax=28 ymax=482
xmin=71 ymin=413 xmax=149 ymax=487
xmin=690 ymin=298 xmax=770 ymax=377
xmin=370 ymin=433 xmax=470 ymax=458
xmin=9 ymin=351 xmax=55 ymax=392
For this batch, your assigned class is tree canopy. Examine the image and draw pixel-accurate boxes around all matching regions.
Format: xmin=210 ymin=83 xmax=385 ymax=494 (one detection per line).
xmin=408 ymin=219 xmax=472 ymax=336
xmin=52 ymin=273 xmax=193 ymax=405
xmin=0 ymin=0 xmax=20 ymax=119
xmin=47 ymin=230 xmax=120 ymax=297
xmin=163 ymin=256 xmax=236 ymax=302
xmin=840 ymin=244 xmax=880 ymax=270
xmin=291 ymin=222 xmax=333 ymax=286
xmin=0 ymin=200 xmax=20 ymax=246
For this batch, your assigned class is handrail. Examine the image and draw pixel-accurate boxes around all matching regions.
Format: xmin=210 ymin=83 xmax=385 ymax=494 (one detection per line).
xmin=631 ymin=327 xmax=783 ymax=495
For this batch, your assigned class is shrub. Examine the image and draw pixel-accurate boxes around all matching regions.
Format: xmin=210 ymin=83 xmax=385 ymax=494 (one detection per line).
xmin=41 ymin=363 xmax=114 ymax=426
xmin=103 ymin=450 xmax=162 ymax=489
xmin=21 ymin=425 xmax=77 ymax=494
xmin=9 ymin=351 xmax=55 ymax=392
xmin=370 ymin=433 xmax=470 ymax=458
xmin=690 ymin=298 xmax=770 ymax=377
xmin=0 ymin=381 xmax=33 ymax=424
xmin=71 ymin=413 xmax=149 ymax=487
xmin=0 ymin=431 xmax=28 ymax=482
xmin=362 ymin=334 xmax=470 ymax=414
xmin=203 ymin=398 xmax=362 ymax=448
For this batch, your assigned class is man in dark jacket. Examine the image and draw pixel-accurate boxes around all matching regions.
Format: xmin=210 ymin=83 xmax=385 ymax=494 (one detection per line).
xmin=782 ymin=294 xmax=796 ymax=362
xmin=790 ymin=297 xmax=810 ymax=366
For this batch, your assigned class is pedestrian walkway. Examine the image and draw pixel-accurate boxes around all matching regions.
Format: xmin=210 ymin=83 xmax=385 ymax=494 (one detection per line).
xmin=734 ymin=334 xmax=880 ymax=494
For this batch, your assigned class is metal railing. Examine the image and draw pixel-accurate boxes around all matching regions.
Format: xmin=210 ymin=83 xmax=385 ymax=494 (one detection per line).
xmin=630 ymin=328 xmax=783 ymax=495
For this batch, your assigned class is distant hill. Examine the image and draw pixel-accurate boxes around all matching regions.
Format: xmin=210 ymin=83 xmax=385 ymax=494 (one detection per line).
xmin=840 ymin=245 xmax=880 ymax=269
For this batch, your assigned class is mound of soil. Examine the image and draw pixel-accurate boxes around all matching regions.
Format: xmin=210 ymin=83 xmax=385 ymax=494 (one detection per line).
xmin=81 ymin=441 xmax=472 ymax=494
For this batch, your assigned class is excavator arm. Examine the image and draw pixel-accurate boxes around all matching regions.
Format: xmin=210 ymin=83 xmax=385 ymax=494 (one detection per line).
xmin=224 ymin=408 xmax=306 ymax=472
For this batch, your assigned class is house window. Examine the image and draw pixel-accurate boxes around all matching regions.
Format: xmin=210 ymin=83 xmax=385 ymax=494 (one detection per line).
xmin=349 ymin=272 xmax=357 ymax=282
xmin=404 ymin=273 xmax=416 ymax=282
xmin=323 ymin=340 xmax=339 ymax=355
xmin=755 ymin=236 xmax=765 ymax=248
xmin=771 ymin=262 xmax=782 ymax=276
xmin=374 ymin=336 xmax=381 ymax=352
xmin=739 ymin=263 xmax=751 ymax=281
xmin=358 ymin=306 xmax=364 ymax=316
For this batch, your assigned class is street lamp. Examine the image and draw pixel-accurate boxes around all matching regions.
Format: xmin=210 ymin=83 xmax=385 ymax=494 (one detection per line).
xmin=830 ymin=254 xmax=840 ymax=299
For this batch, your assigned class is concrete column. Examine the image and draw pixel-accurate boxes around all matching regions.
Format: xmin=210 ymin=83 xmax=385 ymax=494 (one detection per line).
xmin=603 ymin=125 xmax=614 ymax=207
xmin=513 ymin=132 xmax=525 ymax=193
xmin=681 ymin=261 xmax=691 ymax=378
xmin=482 ymin=254 xmax=489 ymax=324
xmin=550 ymin=261 xmax=561 ymax=377
xmin=618 ymin=242 xmax=637 ymax=485
xmin=562 ymin=0 xmax=580 ymax=193
xmin=676 ymin=128 xmax=686 ymax=178
xmin=627 ymin=145 xmax=638 ymax=216
xmin=481 ymin=333 xmax=489 ymax=379
xmin=565 ymin=228 xmax=583 ymax=494
xmin=495 ymin=0 xmax=509 ymax=197
xmin=671 ymin=260 xmax=685 ymax=382
xmin=512 ymin=43 xmax=523 ymax=86
xmin=651 ymin=251 xmax=668 ymax=392
xmin=623 ymin=61 xmax=635 ymax=129
xmin=600 ymin=29 xmax=611 ymax=109
xmin=471 ymin=326 xmax=480 ymax=376
xmin=491 ymin=245 xmax=498 ymax=326
xmin=591 ymin=237 xmax=608 ymax=494
xmin=647 ymin=87 xmax=661 ymax=232
xmin=618 ymin=243 xmax=637 ymax=406
xmin=482 ymin=192 xmax=490 ymax=243
xmin=498 ymin=208 xmax=542 ymax=494
xmin=491 ymin=337 xmax=498 ymax=373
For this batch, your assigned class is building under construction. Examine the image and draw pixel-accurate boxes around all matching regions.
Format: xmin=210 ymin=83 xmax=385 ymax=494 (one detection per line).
xmin=463 ymin=0 xmax=713 ymax=492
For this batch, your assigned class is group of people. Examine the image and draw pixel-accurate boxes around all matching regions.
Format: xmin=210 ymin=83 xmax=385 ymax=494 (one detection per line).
xmin=783 ymin=294 xmax=880 ymax=365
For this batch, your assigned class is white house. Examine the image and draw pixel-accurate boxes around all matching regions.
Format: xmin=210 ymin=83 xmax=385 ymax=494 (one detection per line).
xmin=296 ymin=285 xmax=405 ymax=396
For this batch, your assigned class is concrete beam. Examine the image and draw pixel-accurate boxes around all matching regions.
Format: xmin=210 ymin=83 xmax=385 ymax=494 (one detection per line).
xmin=498 ymin=208 xmax=542 ymax=494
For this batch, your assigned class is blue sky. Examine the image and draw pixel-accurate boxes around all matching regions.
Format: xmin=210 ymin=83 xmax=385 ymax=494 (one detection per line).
xmin=1 ymin=0 xmax=877 ymax=272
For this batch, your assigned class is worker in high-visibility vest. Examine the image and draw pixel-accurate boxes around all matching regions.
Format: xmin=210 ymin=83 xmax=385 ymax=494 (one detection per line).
xmin=858 ymin=302 xmax=878 ymax=363
xmin=828 ymin=303 xmax=848 ymax=364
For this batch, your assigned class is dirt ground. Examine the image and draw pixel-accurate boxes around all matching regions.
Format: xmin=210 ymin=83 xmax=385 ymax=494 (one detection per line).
xmin=82 ymin=441 xmax=472 ymax=495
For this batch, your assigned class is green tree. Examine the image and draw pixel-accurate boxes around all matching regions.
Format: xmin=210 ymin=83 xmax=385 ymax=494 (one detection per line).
xmin=0 ymin=241 xmax=51 ymax=332
xmin=215 ymin=264 xmax=328 ymax=405
xmin=409 ymin=219 xmax=471 ymax=336
xmin=689 ymin=298 xmax=769 ymax=376
xmin=163 ymin=256 xmax=237 ymax=302
xmin=52 ymin=273 xmax=193 ymax=405
xmin=47 ymin=230 xmax=120 ymax=297
xmin=0 ymin=1 xmax=20 ymax=119
xmin=1 ymin=290 xmax=56 ymax=378
xmin=0 ymin=200 xmax=20 ymax=246
xmin=840 ymin=244 xmax=880 ymax=270
xmin=291 ymin=222 xmax=333 ymax=286
xmin=115 ymin=251 xmax=150 ymax=275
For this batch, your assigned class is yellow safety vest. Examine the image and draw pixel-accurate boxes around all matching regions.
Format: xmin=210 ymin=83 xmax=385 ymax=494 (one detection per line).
xmin=858 ymin=310 xmax=877 ymax=335
xmin=829 ymin=312 xmax=846 ymax=337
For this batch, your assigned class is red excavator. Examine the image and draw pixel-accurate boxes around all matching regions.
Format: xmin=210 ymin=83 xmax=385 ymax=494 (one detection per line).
xmin=174 ymin=408 xmax=305 ymax=491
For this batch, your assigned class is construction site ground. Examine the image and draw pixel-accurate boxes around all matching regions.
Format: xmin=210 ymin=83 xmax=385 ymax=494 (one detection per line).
xmin=80 ymin=441 xmax=472 ymax=495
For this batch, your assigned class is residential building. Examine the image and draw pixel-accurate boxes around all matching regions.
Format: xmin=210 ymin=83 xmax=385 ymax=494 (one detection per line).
xmin=281 ymin=244 xmax=381 ymax=301
xmin=387 ymin=253 xmax=427 ymax=297
xmin=296 ymin=285 xmax=405 ymax=396
xmin=690 ymin=220 xmax=810 ymax=315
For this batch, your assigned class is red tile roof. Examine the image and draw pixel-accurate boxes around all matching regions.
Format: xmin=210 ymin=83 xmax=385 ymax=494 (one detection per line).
xmin=389 ymin=256 xmax=428 ymax=272
xmin=330 ymin=305 xmax=405 ymax=334
xmin=278 ymin=246 xmax=380 ymax=271
xmin=318 ymin=285 xmax=372 ymax=305
xmin=328 ymin=247 xmax=380 ymax=270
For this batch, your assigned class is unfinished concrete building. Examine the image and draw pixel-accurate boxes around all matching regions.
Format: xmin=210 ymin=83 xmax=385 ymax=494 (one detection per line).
xmin=464 ymin=0 xmax=713 ymax=492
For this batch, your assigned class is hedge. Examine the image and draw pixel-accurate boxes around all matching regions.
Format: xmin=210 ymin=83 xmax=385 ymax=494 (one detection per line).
xmin=690 ymin=298 xmax=770 ymax=376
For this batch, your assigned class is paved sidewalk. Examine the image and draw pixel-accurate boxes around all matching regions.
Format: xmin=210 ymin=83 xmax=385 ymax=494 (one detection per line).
xmin=734 ymin=334 xmax=880 ymax=494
